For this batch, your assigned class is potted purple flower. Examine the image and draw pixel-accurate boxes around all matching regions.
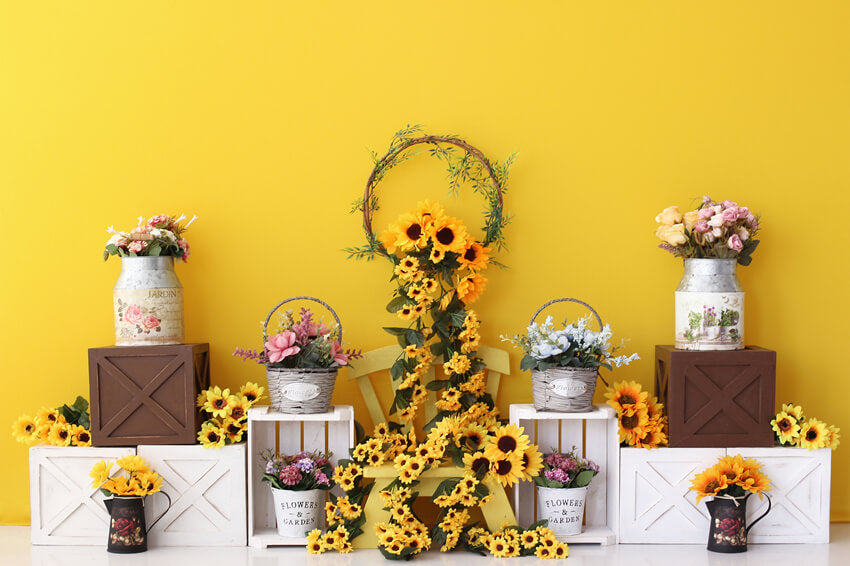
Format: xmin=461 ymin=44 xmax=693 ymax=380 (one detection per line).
xmin=260 ymin=449 xmax=334 ymax=538
xmin=533 ymin=450 xmax=599 ymax=537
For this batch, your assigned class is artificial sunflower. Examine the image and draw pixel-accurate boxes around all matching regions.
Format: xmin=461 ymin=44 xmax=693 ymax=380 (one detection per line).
xmin=461 ymin=423 xmax=488 ymax=449
xmin=458 ymin=240 xmax=490 ymax=271
xmin=239 ymin=382 xmax=265 ymax=404
xmin=825 ymin=425 xmax=841 ymax=450
xmin=492 ymin=454 xmax=525 ymax=487
xmin=462 ymin=451 xmax=493 ymax=478
xmin=228 ymin=397 xmax=251 ymax=421
xmin=198 ymin=422 xmax=226 ymax=448
xmin=202 ymin=386 xmax=236 ymax=418
xmin=11 ymin=415 xmax=37 ymax=444
xmin=47 ymin=422 xmax=72 ymax=446
xmin=456 ymin=272 xmax=487 ymax=304
xmin=520 ymin=445 xmax=544 ymax=481
xmin=306 ymin=529 xmax=324 ymax=554
xmin=443 ymin=352 xmax=472 ymax=375
xmin=771 ymin=411 xmax=801 ymax=445
xmin=536 ymin=546 xmax=552 ymax=559
xmin=35 ymin=408 xmax=60 ymax=428
xmin=485 ymin=423 xmax=531 ymax=459
xmin=70 ymin=425 xmax=92 ymax=447
xmin=90 ymin=460 xmax=112 ymax=488
xmin=605 ymin=381 xmax=649 ymax=417
xmin=135 ymin=471 xmax=163 ymax=495
xmin=552 ymin=543 xmax=569 ymax=558
xmin=617 ymin=406 xmax=651 ymax=445
xmin=116 ymin=454 xmax=150 ymax=473
xmin=690 ymin=467 xmax=726 ymax=504
xmin=799 ymin=418 xmax=829 ymax=449
xmin=715 ymin=454 xmax=745 ymax=484
xmin=396 ymin=305 xmax=419 ymax=321
xmin=223 ymin=417 xmax=247 ymax=443
xmin=429 ymin=214 xmax=469 ymax=254
xmin=782 ymin=403 xmax=804 ymax=421
xmin=392 ymin=211 xmax=433 ymax=252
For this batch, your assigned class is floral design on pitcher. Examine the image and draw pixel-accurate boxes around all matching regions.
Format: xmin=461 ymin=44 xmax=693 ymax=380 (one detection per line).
xmin=109 ymin=516 xmax=143 ymax=546
xmin=115 ymin=298 xmax=162 ymax=337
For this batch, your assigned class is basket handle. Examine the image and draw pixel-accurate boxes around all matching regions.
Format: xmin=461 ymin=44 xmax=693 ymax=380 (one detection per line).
xmin=263 ymin=296 xmax=342 ymax=343
xmin=530 ymin=297 xmax=603 ymax=329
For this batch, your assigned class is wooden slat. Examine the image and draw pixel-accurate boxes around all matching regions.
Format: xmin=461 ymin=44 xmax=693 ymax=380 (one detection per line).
xmin=347 ymin=345 xmax=402 ymax=378
xmin=423 ymin=365 xmax=437 ymax=423
xmin=515 ymin=418 xmax=535 ymax=528
xmin=249 ymin=420 xmax=276 ymax=531
xmin=278 ymin=421 xmax=301 ymax=455
xmin=584 ymin=419 xmax=607 ymax=527
xmin=357 ymin=377 xmax=386 ymax=427
xmin=560 ymin=420 xmax=583 ymax=456
xmin=478 ymin=345 xmax=510 ymax=375
xmin=303 ymin=421 xmax=326 ymax=454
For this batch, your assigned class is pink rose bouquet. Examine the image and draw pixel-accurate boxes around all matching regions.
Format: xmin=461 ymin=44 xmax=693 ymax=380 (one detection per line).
xmin=104 ymin=214 xmax=197 ymax=262
xmin=234 ymin=307 xmax=362 ymax=369
xmin=654 ymin=196 xmax=760 ymax=265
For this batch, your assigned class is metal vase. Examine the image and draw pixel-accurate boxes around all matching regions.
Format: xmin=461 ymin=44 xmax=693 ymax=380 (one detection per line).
xmin=674 ymin=258 xmax=744 ymax=351
xmin=270 ymin=487 xmax=325 ymax=538
xmin=537 ymin=486 xmax=588 ymax=537
xmin=705 ymin=494 xmax=772 ymax=553
xmin=113 ymin=256 xmax=184 ymax=346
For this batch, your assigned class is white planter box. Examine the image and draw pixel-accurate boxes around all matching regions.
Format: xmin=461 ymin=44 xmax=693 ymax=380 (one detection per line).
xmin=29 ymin=446 xmax=135 ymax=545
xmin=509 ymin=404 xmax=619 ymax=545
xmin=247 ymin=405 xmax=355 ymax=548
xmin=620 ymin=446 xmax=832 ymax=544
xmin=138 ymin=444 xmax=247 ymax=546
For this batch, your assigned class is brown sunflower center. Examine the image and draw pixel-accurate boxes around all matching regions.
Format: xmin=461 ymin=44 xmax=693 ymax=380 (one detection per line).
xmin=463 ymin=247 xmax=478 ymax=261
xmin=213 ymin=399 xmax=226 ymax=409
xmin=522 ymin=453 xmax=529 ymax=467
xmin=778 ymin=418 xmax=792 ymax=431
xmin=621 ymin=414 xmax=639 ymax=429
xmin=231 ymin=408 xmax=245 ymax=419
xmin=806 ymin=429 xmax=818 ymax=441
xmin=472 ymin=457 xmax=490 ymax=473
xmin=47 ymin=414 xmax=56 ymax=422
xmin=410 ymin=462 xmax=420 ymax=470
xmin=245 ymin=393 xmax=257 ymax=402
xmin=79 ymin=432 xmax=90 ymax=443
xmin=724 ymin=471 xmax=736 ymax=480
xmin=208 ymin=432 xmax=220 ymax=442
xmin=497 ymin=436 xmax=517 ymax=453
xmin=58 ymin=430 xmax=68 ymax=439
xmin=406 ymin=224 xmax=422 ymax=240
xmin=435 ymin=227 xmax=455 ymax=245
xmin=705 ymin=480 xmax=720 ymax=493
xmin=620 ymin=394 xmax=636 ymax=405
xmin=25 ymin=424 xmax=34 ymax=433
xmin=496 ymin=460 xmax=513 ymax=475
xmin=228 ymin=424 xmax=241 ymax=434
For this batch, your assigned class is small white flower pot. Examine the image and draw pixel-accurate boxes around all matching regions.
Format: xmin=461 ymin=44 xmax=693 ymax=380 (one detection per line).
xmin=537 ymin=485 xmax=588 ymax=537
xmin=270 ymin=487 xmax=325 ymax=538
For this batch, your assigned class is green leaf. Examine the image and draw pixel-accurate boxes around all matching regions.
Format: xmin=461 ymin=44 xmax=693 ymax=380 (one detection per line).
xmin=386 ymin=296 xmax=408 ymax=313
xmin=425 ymin=379 xmax=449 ymax=391
xmin=383 ymin=327 xmax=409 ymax=336
xmin=390 ymin=358 xmax=405 ymax=381
xmin=72 ymin=396 xmax=89 ymax=412
xmin=520 ymin=355 xmax=538 ymax=371
xmin=405 ymin=329 xmax=424 ymax=347
xmin=572 ymin=469 xmax=596 ymax=488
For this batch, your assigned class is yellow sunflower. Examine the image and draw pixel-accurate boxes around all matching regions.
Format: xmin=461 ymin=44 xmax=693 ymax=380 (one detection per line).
xmin=35 ymin=407 xmax=60 ymax=428
xmin=618 ymin=406 xmax=651 ymax=445
xmin=228 ymin=397 xmax=251 ymax=421
xmin=492 ymin=453 xmax=525 ymax=487
xmin=306 ymin=528 xmax=325 ymax=554
xmin=461 ymin=423 xmax=488 ymax=449
xmin=135 ymin=471 xmax=163 ymax=495
xmin=202 ymin=386 xmax=236 ymax=418
xmin=198 ymin=421 xmax=226 ymax=448
xmin=396 ymin=211 xmax=434 ymax=251
xmin=739 ymin=467 xmax=771 ymax=498
xmin=456 ymin=272 xmax=487 ymax=304
xmin=222 ymin=417 xmax=247 ymax=443
xmin=90 ymin=460 xmax=112 ymax=488
xmin=552 ymin=543 xmax=569 ymax=558
xmin=443 ymin=352 xmax=472 ymax=375
xmin=239 ymin=381 xmax=265 ymax=405
xmin=715 ymin=454 xmax=745 ymax=485
xmin=11 ymin=415 xmax=38 ymax=444
xmin=605 ymin=381 xmax=649 ymax=417
xmin=799 ymin=418 xmax=829 ymax=449
xmin=458 ymin=239 xmax=490 ymax=271
xmin=462 ymin=451 xmax=493 ymax=478
xmin=116 ymin=454 xmax=151 ymax=473
xmin=825 ymin=425 xmax=841 ymax=450
xmin=70 ymin=425 xmax=93 ymax=447
xmin=536 ymin=545 xmax=552 ymax=559
xmin=47 ymin=422 xmax=72 ymax=446
xmin=396 ymin=305 xmax=420 ymax=321
xmin=771 ymin=411 xmax=801 ymax=445
xmin=485 ymin=424 xmax=531 ymax=459
xmin=690 ymin=466 xmax=726 ymax=504
xmin=782 ymin=403 xmax=804 ymax=421
xmin=428 ymin=213 xmax=469 ymax=254
xmin=520 ymin=445 xmax=544 ymax=481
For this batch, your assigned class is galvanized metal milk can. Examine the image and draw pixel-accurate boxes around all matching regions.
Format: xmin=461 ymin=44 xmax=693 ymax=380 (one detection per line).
xmin=113 ymin=256 xmax=184 ymax=346
xmin=675 ymin=258 xmax=744 ymax=351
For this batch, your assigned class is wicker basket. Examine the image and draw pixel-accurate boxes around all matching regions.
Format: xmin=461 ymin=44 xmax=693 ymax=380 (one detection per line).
xmin=263 ymin=296 xmax=343 ymax=414
xmin=529 ymin=298 xmax=604 ymax=413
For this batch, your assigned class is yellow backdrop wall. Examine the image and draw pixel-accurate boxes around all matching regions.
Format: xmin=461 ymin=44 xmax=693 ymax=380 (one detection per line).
xmin=1 ymin=1 xmax=848 ymax=524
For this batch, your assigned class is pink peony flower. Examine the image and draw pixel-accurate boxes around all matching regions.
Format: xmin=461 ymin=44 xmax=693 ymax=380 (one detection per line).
xmin=698 ymin=208 xmax=714 ymax=219
xmin=265 ymin=331 xmax=301 ymax=363
xmin=737 ymin=206 xmax=749 ymax=219
xmin=124 ymin=304 xmax=144 ymax=325
xmin=127 ymin=240 xmax=147 ymax=254
xmin=727 ymin=234 xmax=743 ymax=251
xmin=694 ymin=220 xmax=710 ymax=233
xmin=142 ymin=315 xmax=160 ymax=330
xmin=722 ymin=200 xmax=738 ymax=209
xmin=702 ymin=195 xmax=712 ymax=204
xmin=330 ymin=341 xmax=350 ymax=366
xmin=721 ymin=207 xmax=738 ymax=223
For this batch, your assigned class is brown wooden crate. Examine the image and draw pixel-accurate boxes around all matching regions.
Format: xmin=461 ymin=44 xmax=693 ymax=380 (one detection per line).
xmin=655 ymin=345 xmax=775 ymax=448
xmin=88 ymin=343 xmax=210 ymax=446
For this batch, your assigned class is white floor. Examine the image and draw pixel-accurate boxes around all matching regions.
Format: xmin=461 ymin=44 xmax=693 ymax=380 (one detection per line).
xmin=2 ymin=525 xmax=849 ymax=565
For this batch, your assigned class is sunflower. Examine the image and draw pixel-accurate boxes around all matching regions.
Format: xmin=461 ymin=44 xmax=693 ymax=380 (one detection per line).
xmin=11 ymin=415 xmax=37 ymax=444
xmin=202 ymin=386 xmax=236 ymax=418
xmin=456 ymin=272 xmax=487 ymax=304
xmin=605 ymin=381 xmax=649 ymax=417
xmin=462 ymin=451 xmax=493 ymax=478
xmin=47 ymin=422 xmax=72 ymax=446
xmin=239 ymin=382 xmax=265 ymax=405
xmin=492 ymin=453 xmax=525 ymax=487
xmin=306 ymin=529 xmax=324 ymax=554
xmin=135 ymin=471 xmax=163 ymax=495
xmin=799 ymin=418 xmax=829 ymax=449
xmin=715 ymin=454 xmax=745 ymax=484
xmin=633 ymin=422 xmax=668 ymax=449
xmin=428 ymin=214 xmax=469 ymax=255
xmin=90 ymin=460 xmax=112 ymax=488
xmin=443 ymin=352 xmax=472 ymax=375
xmin=461 ymin=423 xmax=488 ymax=449
xmin=552 ymin=543 xmax=569 ymax=558
xmin=782 ymin=403 xmax=804 ymax=421
xmin=35 ymin=407 xmax=60 ymax=428
xmin=396 ymin=305 xmax=420 ymax=321
xmin=223 ymin=417 xmax=247 ymax=443
xmin=198 ymin=422 xmax=226 ymax=448
xmin=520 ymin=445 xmax=544 ymax=481
xmin=485 ymin=424 xmax=531 ymax=459
xmin=70 ymin=425 xmax=92 ymax=447
xmin=771 ymin=411 xmax=801 ymax=445
xmin=116 ymin=454 xmax=150 ymax=473
xmin=228 ymin=397 xmax=251 ymax=421
xmin=536 ymin=545 xmax=552 ymax=559
xmin=398 ymin=405 xmax=417 ymax=423
xmin=740 ymin=468 xmax=771 ymax=498
xmin=825 ymin=425 xmax=841 ymax=450
xmin=429 ymin=246 xmax=445 ymax=264
xmin=397 ymin=211 xmax=434 ymax=251
xmin=690 ymin=466 xmax=726 ymax=504
xmin=458 ymin=240 xmax=490 ymax=271
xmin=618 ymin=406 xmax=651 ymax=445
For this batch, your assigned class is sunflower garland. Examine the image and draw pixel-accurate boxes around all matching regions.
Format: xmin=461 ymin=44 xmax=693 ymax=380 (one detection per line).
xmin=605 ymin=381 xmax=668 ymax=449
xmin=196 ymin=382 xmax=264 ymax=447
xmin=771 ymin=402 xmax=839 ymax=450
xmin=11 ymin=396 xmax=92 ymax=447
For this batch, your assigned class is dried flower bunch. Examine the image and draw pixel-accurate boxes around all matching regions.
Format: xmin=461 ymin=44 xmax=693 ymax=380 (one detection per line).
xmin=104 ymin=214 xmax=197 ymax=261
xmin=12 ymin=396 xmax=92 ymax=447
xmin=90 ymin=455 xmax=164 ymax=497
xmin=771 ymin=403 xmax=840 ymax=450
xmin=690 ymin=454 xmax=771 ymax=504
xmin=655 ymin=196 xmax=760 ymax=265
xmin=196 ymin=382 xmax=264 ymax=448
xmin=605 ymin=381 xmax=668 ymax=449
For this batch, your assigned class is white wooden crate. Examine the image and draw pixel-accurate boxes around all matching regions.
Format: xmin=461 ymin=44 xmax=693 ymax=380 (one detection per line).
xmin=247 ymin=405 xmax=355 ymax=548
xmin=139 ymin=444 xmax=247 ymax=546
xmin=620 ymin=447 xmax=832 ymax=544
xmin=29 ymin=446 xmax=135 ymax=545
xmin=732 ymin=447 xmax=831 ymax=544
xmin=509 ymin=404 xmax=619 ymax=545
xmin=619 ymin=447 xmax=723 ymax=543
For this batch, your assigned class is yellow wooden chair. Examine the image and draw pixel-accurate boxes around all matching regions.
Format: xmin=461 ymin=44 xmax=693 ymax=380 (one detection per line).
xmin=347 ymin=344 xmax=517 ymax=548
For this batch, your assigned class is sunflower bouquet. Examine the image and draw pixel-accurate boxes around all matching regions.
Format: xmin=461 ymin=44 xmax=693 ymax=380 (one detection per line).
xmin=655 ymin=196 xmax=760 ymax=265
xmin=771 ymin=403 xmax=840 ymax=450
xmin=690 ymin=454 xmax=770 ymax=504
xmin=605 ymin=381 xmax=668 ymax=449
xmin=196 ymin=382 xmax=264 ymax=448
xmin=104 ymin=214 xmax=196 ymax=262
xmin=12 ymin=396 xmax=93 ymax=447
xmin=90 ymin=455 xmax=164 ymax=497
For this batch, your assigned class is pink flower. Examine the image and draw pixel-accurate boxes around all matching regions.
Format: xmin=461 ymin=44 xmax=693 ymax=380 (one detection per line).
xmin=177 ymin=239 xmax=190 ymax=262
xmin=124 ymin=304 xmax=144 ymax=325
xmin=127 ymin=240 xmax=147 ymax=254
xmin=721 ymin=207 xmax=738 ymax=223
xmin=722 ymin=200 xmax=737 ymax=209
xmin=142 ymin=315 xmax=160 ymax=330
xmin=746 ymin=214 xmax=759 ymax=230
xmin=702 ymin=195 xmax=712 ymax=204
xmin=727 ymin=234 xmax=743 ymax=251
xmin=265 ymin=331 xmax=301 ymax=363
xmin=330 ymin=341 xmax=350 ymax=366
xmin=694 ymin=219 xmax=710 ymax=233
xmin=698 ymin=208 xmax=714 ymax=219
xmin=147 ymin=215 xmax=175 ymax=229
xmin=708 ymin=214 xmax=725 ymax=228
xmin=737 ymin=206 xmax=749 ymax=219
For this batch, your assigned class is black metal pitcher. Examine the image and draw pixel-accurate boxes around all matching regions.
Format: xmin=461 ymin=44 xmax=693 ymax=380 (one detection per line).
xmin=104 ymin=493 xmax=171 ymax=553
xmin=705 ymin=493 xmax=771 ymax=553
